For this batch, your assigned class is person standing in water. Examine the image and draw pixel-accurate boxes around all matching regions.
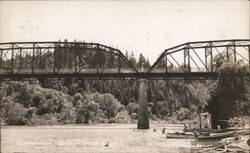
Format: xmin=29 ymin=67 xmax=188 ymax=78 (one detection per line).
xmin=162 ymin=127 xmax=166 ymax=134
xmin=203 ymin=115 xmax=210 ymax=129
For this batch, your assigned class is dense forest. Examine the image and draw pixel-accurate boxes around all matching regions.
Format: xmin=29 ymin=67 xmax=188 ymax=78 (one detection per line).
xmin=0 ymin=40 xmax=249 ymax=126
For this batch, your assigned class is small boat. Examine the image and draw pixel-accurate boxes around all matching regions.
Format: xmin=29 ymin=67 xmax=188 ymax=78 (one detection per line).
xmin=184 ymin=128 xmax=232 ymax=133
xmin=198 ymin=129 xmax=250 ymax=140
xmin=166 ymin=129 xmax=250 ymax=140
xmin=166 ymin=132 xmax=232 ymax=140
xmin=166 ymin=132 xmax=194 ymax=139
xmin=197 ymin=131 xmax=235 ymax=140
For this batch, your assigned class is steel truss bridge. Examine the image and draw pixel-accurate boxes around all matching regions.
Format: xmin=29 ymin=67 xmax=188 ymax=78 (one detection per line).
xmin=0 ymin=39 xmax=250 ymax=80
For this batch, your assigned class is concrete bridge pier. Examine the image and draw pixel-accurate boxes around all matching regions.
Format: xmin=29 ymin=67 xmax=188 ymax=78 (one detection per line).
xmin=137 ymin=79 xmax=149 ymax=129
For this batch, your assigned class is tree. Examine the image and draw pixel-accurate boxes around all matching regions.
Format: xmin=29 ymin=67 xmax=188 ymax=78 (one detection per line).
xmin=207 ymin=62 xmax=248 ymax=128
xmin=74 ymin=93 xmax=99 ymax=123
xmin=137 ymin=53 xmax=146 ymax=69
xmin=155 ymin=101 xmax=170 ymax=120
xmin=94 ymin=93 xmax=122 ymax=119
xmin=129 ymin=52 xmax=137 ymax=67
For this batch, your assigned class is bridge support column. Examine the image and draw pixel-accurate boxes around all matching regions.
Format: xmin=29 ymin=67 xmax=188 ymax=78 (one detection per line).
xmin=137 ymin=79 xmax=149 ymax=129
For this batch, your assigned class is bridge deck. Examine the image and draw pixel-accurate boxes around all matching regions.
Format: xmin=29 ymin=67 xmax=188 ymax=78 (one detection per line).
xmin=0 ymin=72 xmax=219 ymax=80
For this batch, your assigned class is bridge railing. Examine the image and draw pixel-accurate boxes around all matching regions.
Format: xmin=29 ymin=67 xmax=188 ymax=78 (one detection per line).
xmin=148 ymin=67 xmax=208 ymax=73
xmin=0 ymin=68 xmax=137 ymax=74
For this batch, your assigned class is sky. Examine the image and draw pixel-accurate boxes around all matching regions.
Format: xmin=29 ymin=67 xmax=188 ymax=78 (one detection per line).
xmin=0 ymin=0 xmax=249 ymax=64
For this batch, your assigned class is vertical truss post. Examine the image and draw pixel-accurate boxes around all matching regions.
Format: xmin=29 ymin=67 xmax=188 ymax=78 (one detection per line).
xmin=184 ymin=44 xmax=190 ymax=72
xmin=187 ymin=46 xmax=190 ymax=72
xmin=96 ymin=45 xmax=100 ymax=74
xmin=19 ymin=49 xmax=22 ymax=69
xmin=209 ymin=43 xmax=213 ymax=72
xmin=118 ymin=54 xmax=121 ymax=73
xmin=39 ymin=47 xmax=42 ymax=69
xmin=53 ymin=43 xmax=56 ymax=74
xmin=205 ymin=43 xmax=213 ymax=72
xmin=210 ymin=45 xmax=213 ymax=72
xmin=32 ymin=43 xmax=35 ymax=74
xmin=11 ymin=43 xmax=14 ymax=74
xmin=205 ymin=47 xmax=208 ymax=72
xmin=165 ymin=51 xmax=168 ymax=73
xmin=58 ymin=43 xmax=61 ymax=71
xmin=75 ymin=43 xmax=78 ymax=73
xmin=0 ymin=49 xmax=2 ymax=69
xmin=233 ymin=41 xmax=236 ymax=62
xmin=184 ymin=49 xmax=187 ymax=72
xmin=162 ymin=53 xmax=165 ymax=68
xmin=226 ymin=46 xmax=229 ymax=62
xmin=184 ymin=49 xmax=186 ymax=69
xmin=248 ymin=45 xmax=250 ymax=73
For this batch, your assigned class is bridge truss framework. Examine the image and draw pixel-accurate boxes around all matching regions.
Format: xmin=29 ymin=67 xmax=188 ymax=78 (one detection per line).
xmin=0 ymin=39 xmax=249 ymax=80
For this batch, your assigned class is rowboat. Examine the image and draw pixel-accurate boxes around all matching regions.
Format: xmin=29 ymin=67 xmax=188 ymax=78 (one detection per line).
xmin=166 ymin=129 xmax=249 ymax=140
xmin=166 ymin=132 xmax=194 ymax=139
xmin=197 ymin=131 xmax=235 ymax=140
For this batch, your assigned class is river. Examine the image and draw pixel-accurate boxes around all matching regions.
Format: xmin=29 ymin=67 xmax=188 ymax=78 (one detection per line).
xmin=1 ymin=124 xmax=249 ymax=153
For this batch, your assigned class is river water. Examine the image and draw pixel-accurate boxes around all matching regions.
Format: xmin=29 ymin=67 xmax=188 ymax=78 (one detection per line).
xmin=1 ymin=124 xmax=249 ymax=153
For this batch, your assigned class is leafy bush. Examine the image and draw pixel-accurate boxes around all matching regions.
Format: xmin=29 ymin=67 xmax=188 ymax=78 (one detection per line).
xmin=155 ymin=101 xmax=170 ymax=119
xmin=7 ymin=103 xmax=28 ymax=125
xmin=131 ymin=113 xmax=138 ymax=119
xmin=126 ymin=102 xmax=138 ymax=115
xmin=176 ymin=108 xmax=190 ymax=121
xmin=94 ymin=93 xmax=123 ymax=119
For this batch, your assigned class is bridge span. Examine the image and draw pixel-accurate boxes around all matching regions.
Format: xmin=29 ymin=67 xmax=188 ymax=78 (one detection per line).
xmin=0 ymin=39 xmax=249 ymax=80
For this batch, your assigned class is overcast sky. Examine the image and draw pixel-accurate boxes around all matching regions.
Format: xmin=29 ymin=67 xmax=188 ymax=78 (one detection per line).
xmin=0 ymin=0 xmax=249 ymax=63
